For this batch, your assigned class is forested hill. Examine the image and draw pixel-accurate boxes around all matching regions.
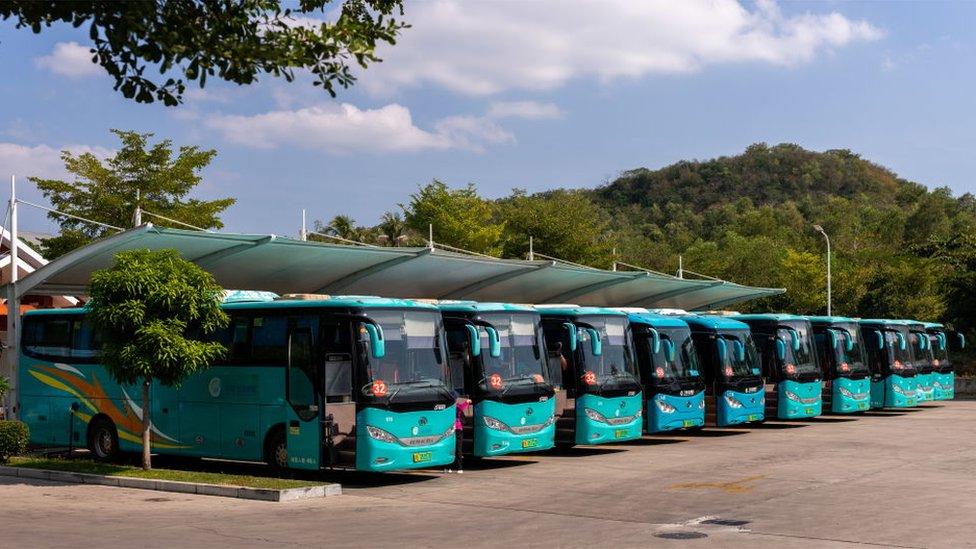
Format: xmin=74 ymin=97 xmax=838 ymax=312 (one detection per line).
xmin=595 ymin=143 xmax=911 ymax=214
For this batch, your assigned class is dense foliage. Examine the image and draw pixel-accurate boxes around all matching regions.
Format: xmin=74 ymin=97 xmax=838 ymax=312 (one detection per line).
xmin=88 ymin=249 xmax=228 ymax=469
xmin=32 ymin=130 xmax=235 ymax=259
xmin=0 ymin=420 xmax=29 ymax=463
xmin=0 ymin=1 xmax=406 ymax=105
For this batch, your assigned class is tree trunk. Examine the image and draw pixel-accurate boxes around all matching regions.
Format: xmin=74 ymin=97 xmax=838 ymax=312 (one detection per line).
xmin=141 ymin=378 xmax=152 ymax=471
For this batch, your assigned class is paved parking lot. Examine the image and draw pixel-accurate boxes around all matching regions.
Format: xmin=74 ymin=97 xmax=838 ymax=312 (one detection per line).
xmin=3 ymin=401 xmax=975 ymax=548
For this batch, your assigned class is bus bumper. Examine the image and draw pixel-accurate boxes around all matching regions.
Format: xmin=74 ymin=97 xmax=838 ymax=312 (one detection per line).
xmin=575 ymin=393 xmax=643 ymax=445
xmin=933 ymin=372 xmax=954 ymax=400
xmin=646 ymin=392 xmax=705 ymax=433
xmin=884 ymin=375 xmax=918 ymax=408
xmin=777 ymin=380 xmax=822 ymax=419
xmin=473 ymin=398 xmax=556 ymax=457
xmin=717 ymin=389 xmax=764 ymax=426
xmin=355 ymin=407 xmax=456 ymax=472
xmin=915 ymin=373 xmax=935 ymax=402
xmin=831 ymin=378 xmax=871 ymax=413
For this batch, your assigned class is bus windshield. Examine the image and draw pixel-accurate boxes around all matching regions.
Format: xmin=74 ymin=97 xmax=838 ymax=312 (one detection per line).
xmin=717 ymin=330 xmax=760 ymax=379
xmin=776 ymin=326 xmax=819 ymax=378
xmin=884 ymin=329 xmax=916 ymax=376
xmin=910 ymin=331 xmax=934 ymax=373
xmin=930 ymin=332 xmax=952 ymax=372
xmin=362 ymin=309 xmax=451 ymax=399
xmin=476 ymin=312 xmax=549 ymax=393
xmin=642 ymin=327 xmax=700 ymax=382
xmin=576 ymin=315 xmax=640 ymax=390
xmin=827 ymin=325 xmax=869 ymax=376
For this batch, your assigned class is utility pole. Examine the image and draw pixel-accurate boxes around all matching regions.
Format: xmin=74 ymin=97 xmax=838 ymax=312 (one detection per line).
xmin=528 ymin=236 xmax=534 ymax=261
xmin=678 ymin=255 xmax=683 ymax=279
xmin=300 ymin=209 xmax=307 ymax=241
xmin=133 ymin=189 xmax=142 ymax=227
xmin=813 ymin=225 xmax=832 ymax=316
xmin=5 ymin=175 xmax=19 ymax=418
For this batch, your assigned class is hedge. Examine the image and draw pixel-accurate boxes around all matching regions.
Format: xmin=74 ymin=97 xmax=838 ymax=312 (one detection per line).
xmin=0 ymin=420 xmax=29 ymax=463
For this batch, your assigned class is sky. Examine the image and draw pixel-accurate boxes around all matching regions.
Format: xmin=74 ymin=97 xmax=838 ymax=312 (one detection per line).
xmin=1 ymin=0 xmax=974 ymax=236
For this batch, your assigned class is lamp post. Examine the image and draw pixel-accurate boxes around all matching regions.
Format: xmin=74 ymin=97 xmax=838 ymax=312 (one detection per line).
xmin=813 ymin=224 xmax=831 ymax=316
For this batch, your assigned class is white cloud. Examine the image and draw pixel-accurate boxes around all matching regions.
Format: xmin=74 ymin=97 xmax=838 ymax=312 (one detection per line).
xmin=205 ymin=102 xmax=513 ymax=153
xmin=0 ymin=143 xmax=113 ymax=180
xmin=488 ymin=101 xmax=563 ymax=120
xmin=34 ymin=41 xmax=100 ymax=77
xmin=362 ymin=0 xmax=884 ymax=96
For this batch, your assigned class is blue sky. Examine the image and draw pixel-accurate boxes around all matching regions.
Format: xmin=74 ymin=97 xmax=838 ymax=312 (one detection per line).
xmin=1 ymin=1 xmax=974 ymax=236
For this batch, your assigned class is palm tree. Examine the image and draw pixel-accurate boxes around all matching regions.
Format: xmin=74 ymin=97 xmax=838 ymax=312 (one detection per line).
xmin=377 ymin=211 xmax=408 ymax=247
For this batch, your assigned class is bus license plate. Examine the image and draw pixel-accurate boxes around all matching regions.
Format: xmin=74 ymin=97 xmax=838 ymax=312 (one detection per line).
xmin=805 ymin=408 xmax=814 ymax=415
xmin=747 ymin=414 xmax=761 ymax=421
xmin=521 ymin=438 xmax=538 ymax=449
xmin=683 ymin=420 xmax=697 ymax=427
xmin=614 ymin=429 xmax=629 ymax=439
xmin=412 ymin=451 xmax=432 ymax=463
xmin=858 ymin=403 xmax=868 ymax=410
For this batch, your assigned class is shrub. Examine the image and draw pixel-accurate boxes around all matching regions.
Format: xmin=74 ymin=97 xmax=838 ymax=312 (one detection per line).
xmin=0 ymin=420 xmax=29 ymax=463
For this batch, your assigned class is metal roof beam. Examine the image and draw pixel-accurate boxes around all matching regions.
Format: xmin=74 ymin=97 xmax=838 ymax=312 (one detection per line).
xmin=692 ymin=288 xmax=786 ymax=311
xmin=315 ymin=248 xmax=431 ymax=293
xmin=625 ymin=281 xmax=723 ymax=307
xmin=192 ymin=235 xmax=276 ymax=268
xmin=543 ymin=272 xmax=645 ymax=302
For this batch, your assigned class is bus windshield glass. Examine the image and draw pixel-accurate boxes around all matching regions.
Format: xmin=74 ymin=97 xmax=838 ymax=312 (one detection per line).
xmin=362 ymin=309 xmax=451 ymax=399
xmin=643 ymin=327 xmax=700 ymax=382
xmin=717 ymin=330 xmax=760 ymax=379
xmin=828 ymin=324 xmax=869 ymax=376
xmin=776 ymin=325 xmax=818 ymax=378
xmin=476 ymin=312 xmax=549 ymax=393
xmin=577 ymin=315 xmax=640 ymax=390
xmin=910 ymin=331 xmax=934 ymax=373
xmin=884 ymin=329 xmax=916 ymax=376
xmin=930 ymin=332 xmax=951 ymax=371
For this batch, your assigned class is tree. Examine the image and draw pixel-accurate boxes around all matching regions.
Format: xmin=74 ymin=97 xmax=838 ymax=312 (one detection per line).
xmin=31 ymin=129 xmax=235 ymax=259
xmin=313 ymin=214 xmax=371 ymax=243
xmin=1 ymin=1 xmax=407 ymax=105
xmin=404 ymin=180 xmax=504 ymax=256
xmin=377 ymin=211 xmax=409 ymax=246
xmin=87 ymin=249 xmax=228 ymax=470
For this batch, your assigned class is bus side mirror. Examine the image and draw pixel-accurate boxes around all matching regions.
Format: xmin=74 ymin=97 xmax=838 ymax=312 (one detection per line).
xmin=775 ymin=338 xmax=787 ymax=361
xmin=650 ymin=328 xmax=660 ymax=354
xmin=734 ymin=339 xmax=746 ymax=362
xmin=364 ymin=323 xmax=385 ymax=359
xmin=938 ymin=333 xmax=946 ymax=351
xmin=896 ymin=332 xmax=906 ymax=351
xmin=959 ymin=333 xmax=967 ymax=350
xmin=465 ymin=325 xmax=481 ymax=357
xmin=789 ymin=329 xmax=801 ymax=351
xmin=845 ymin=330 xmax=855 ymax=352
xmin=873 ymin=330 xmax=883 ymax=350
xmin=716 ymin=338 xmax=727 ymax=361
xmin=486 ymin=326 xmax=501 ymax=358
xmin=827 ymin=331 xmax=838 ymax=351
xmin=563 ymin=323 xmax=577 ymax=352
xmin=662 ymin=339 xmax=675 ymax=362
xmin=587 ymin=328 xmax=602 ymax=356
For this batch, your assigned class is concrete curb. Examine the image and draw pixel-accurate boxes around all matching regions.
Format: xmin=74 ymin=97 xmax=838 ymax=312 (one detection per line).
xmin=0 ymin=466 xmax=340 ymax=502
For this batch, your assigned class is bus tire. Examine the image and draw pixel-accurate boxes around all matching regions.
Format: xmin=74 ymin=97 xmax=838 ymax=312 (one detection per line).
xmin=264 ymin=426 xmax=288 ymax=471
xmin=87 ymin=417 xmax=119 ymax=461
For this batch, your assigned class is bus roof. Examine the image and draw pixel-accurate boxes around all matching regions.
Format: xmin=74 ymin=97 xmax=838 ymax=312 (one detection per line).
xmin=626 ymin=312 xmax=689 ymax=329
xmin=733 ymin=313 xmax=809 ymax=323
xmin=534 ymin=305 xmax=627 ymax=318
xmin=858 ymin=319 xmax=908 ymax=329
xmin=807 ymin=316 xmax=860 ymax=325
xmin=681 ymin=314 xmax=750 ymax=331
xmin=437 ymin=301 xmax=537 ymax=314
xmin=924 ymin=322 xmax=945 ymax=330
xmin=25 ymin=295 xmax=441 ymax=316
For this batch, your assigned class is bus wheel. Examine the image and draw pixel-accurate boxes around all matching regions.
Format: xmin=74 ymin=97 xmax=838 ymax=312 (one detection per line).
xmin=265 ymin=428 xmax=288 ymax=471
xmin=87 ymin=417 xmax=119 ymax=461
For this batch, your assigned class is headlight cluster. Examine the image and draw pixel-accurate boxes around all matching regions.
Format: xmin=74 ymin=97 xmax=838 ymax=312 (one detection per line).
xmin=484 ymin=414 xmax=557 ymax=433
xmin=366 ymin=425 xmax=399 ymax=444
xmin=838 ymin=386 xmax=863 ymax=399
xmin=483 ymin=416 xmax=508 ymax=431
xmin=655 ymin=398 xmax=677 ymax=414
xmin=583 ymin=407 xmax=640 ymax=424
xmin=584 ymin=407 xmax=608 ymax=422
xmin=891 ymin=384 xmax=916 ymax=397
xmin=784 ymin=391 xmax=801 ymax=402
xmin=365 ymin=424 xmax=455 ymax=446
xmin=724 ymin=394 xmax=744 ymax=409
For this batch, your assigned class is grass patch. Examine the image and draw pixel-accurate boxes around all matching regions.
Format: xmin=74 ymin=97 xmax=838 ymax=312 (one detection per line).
xmin=6 ymin=457 xmax=322 ymax=490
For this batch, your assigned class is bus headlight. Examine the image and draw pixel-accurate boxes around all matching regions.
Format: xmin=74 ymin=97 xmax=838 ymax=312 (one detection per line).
xmin=654 ymin=398 xmax=677 ymax=414
xmin=365 ymin=425 xmax=399 ymax=444
xmin=838 ymin=386 xmax=855 ymax=399
xmin=724 ymin=394 xmax=744 ymax=409
xmin=698 ymin=399 xmax=706 ymax=409
xmin=891 ymin=384 xmax=915 ymax=397
xmin=784 ymin=391 xmax=801 ymax=402
xmin=584 ymin=407 xmax=608 ymax=423
xmin=483 ymin=416 xmax=510 ymax=432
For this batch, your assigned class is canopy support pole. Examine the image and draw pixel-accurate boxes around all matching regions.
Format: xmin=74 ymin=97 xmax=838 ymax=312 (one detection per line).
xmin=5 ymin=175 xmax=19 ymax=419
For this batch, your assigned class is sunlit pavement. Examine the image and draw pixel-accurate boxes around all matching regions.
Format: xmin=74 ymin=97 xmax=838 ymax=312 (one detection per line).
xmin=3 ymin=401 xmax=975 ymax=548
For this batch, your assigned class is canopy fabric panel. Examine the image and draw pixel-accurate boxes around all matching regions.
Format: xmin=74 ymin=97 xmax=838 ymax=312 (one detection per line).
xmin=7 ymin=225 xmax=784 ymax=310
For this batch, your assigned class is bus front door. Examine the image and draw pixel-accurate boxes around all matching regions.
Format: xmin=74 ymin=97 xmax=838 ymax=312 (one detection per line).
xmin=286 ymin=328 xmax=322 ymax=470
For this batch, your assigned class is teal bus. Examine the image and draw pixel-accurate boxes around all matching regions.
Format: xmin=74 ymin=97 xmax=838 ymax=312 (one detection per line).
xmin=924 ymin=322 xmax=957 ymax=400
xmin=906 ymin=321 xmax=935 ymax=403
xmin=439 ymin=302 xmax=557 ymax=456
xmin=536 ymin=306 xmax=643 ymax=446
xmin=808 ymin=317 xmax=872 ymax=413
xmin=18 ymin=294 xmax=458 ymax=472
xmin=734 ymin=315 xmax=822 ymax=420
xmin=858 ymin=319 xmax=917 ymax=408
xmin=680 ymin=315 xmax=765 ymax=426
xmin=625 ymin=311 xmax=705 ymax=433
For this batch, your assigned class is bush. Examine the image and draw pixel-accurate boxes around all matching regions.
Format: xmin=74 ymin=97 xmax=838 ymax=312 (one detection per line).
xmin=0 ymin=420 xmax=29 ymax=463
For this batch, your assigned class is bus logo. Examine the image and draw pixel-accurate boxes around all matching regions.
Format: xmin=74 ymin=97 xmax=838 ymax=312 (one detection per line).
xmin=208 ymin=378 xmax=221 ymax=398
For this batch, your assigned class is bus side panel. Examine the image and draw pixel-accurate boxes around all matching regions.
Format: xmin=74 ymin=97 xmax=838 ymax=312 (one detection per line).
xmin=870 ymin=378 xmax=885 ymax=409
xmin=646 ymin=391 xmax=705 ymax=433
xmin=355 ymin=405 xmax=455 ymax=472
xmin=473 ymin=397 xmax=556 ymax=457
xmin=574 ymin=393 xmax=643 ymax=445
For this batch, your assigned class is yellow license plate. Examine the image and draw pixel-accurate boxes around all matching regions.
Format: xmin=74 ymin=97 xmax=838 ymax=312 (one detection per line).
xmin=805 ymin=408 xmax=814 ymax=415
xmin=412 ymin=451 xmax=432 ymax=463
xmin=521 ymin=438 xmax=538 ymax=449
xmin=683 ymin=420 xmax=697 ymax=427
xmin=614 ymin=429 xmax=629 ymax=439
xmin=858 ymin=402 xmax=868 ymax=409
xmin=748 ymin=414 xmax=761 ymax=421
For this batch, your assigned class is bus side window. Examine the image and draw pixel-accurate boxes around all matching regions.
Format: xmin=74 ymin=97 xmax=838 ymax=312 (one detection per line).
xmin=322 ymin=320 xmax=352 ymax=402
xmin=542 ymin=328 xmax=564 ymax=390
xmin=444 ymin=325 xmax=469 ymax=395
xmin=287 ymin=328 xmax=317 ymax=419
xmin=252 ymin=315 xmax=287 ymax=364
xmin=23 ymin=316 xmax=72 ymax=358
xmin=71 ymin=319 xmax=102 ymax=360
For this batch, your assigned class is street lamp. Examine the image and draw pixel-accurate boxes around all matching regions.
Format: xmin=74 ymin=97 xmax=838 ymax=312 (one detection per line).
xmin=813 ymin=224 xmax=831 ymax=316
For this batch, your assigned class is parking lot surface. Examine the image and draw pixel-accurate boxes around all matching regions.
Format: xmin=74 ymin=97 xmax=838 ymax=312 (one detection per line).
xmin=2 ymin=401 xmax=975 ymax=548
